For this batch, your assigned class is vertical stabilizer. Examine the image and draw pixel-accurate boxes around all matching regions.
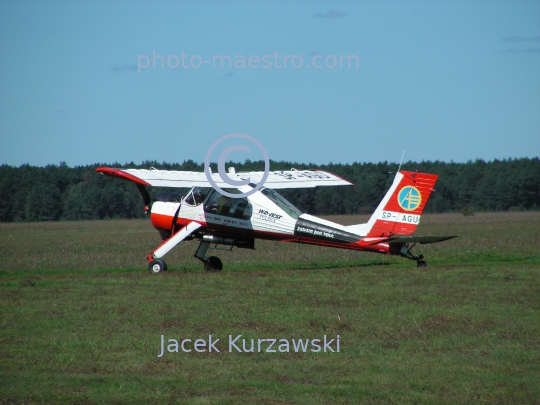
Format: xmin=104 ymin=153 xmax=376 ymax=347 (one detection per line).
xmin=362 ymin=171 xmax=438 ymax=238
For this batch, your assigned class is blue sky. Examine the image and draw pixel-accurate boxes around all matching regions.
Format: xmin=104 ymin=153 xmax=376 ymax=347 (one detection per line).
xmin=1 ymin=1 xmax=539 ymax=167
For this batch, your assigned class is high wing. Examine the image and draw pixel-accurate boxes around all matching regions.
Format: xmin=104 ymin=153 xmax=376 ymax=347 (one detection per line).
xmin=96 ymin=167 xmax=353 ymax=189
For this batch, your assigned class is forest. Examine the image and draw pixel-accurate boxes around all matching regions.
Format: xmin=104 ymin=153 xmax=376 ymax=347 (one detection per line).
xmin=0 ymin=157 xmax=538 ymax=222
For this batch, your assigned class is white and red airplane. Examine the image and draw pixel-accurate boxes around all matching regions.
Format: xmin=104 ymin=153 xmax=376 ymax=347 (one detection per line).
xmin=96 ymin=167 xmax=456 ymax=273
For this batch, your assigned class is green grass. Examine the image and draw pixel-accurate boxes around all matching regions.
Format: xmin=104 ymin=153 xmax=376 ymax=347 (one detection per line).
xmin=1 ymin=212 xmax=539 ymax=404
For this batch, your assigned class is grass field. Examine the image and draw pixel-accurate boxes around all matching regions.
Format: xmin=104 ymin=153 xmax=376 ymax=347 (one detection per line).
xmin=1 ymin=212 xmax=539 ymax=404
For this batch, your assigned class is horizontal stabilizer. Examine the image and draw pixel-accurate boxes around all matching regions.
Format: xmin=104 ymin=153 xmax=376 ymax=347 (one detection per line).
xmin=387 ymin=236 xmax=457 ymax=245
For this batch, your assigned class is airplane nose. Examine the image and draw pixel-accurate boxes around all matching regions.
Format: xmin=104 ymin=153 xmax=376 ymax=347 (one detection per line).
xmin=150 ymin=210 xmax=174 ymax=239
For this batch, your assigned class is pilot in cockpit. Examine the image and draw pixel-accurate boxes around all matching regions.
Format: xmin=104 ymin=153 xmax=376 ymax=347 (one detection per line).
xmin=215 ymin=194 xmax=232 ymax=215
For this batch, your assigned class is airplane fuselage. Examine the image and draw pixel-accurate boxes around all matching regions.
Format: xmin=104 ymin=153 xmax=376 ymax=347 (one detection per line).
xmin=150 ymin=186 xmax=394 ymax=255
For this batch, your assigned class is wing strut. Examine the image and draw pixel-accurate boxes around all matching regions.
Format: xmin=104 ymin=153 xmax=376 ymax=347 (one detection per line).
xmin=149 ymin=222 xmax=202 ymax=260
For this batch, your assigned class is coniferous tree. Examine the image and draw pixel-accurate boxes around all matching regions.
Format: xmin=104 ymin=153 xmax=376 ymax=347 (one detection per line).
xmin=0 ymin=158 xmax=538 ymax=222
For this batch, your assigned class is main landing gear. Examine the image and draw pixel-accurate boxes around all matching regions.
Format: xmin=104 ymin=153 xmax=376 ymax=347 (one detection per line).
xmin=195 ymin=241 xmax=223 ymax=272
xmin=399 ymin=244 xmax=428 ymax=268
xmin=204 ymin=256 xmax=223 ymax=272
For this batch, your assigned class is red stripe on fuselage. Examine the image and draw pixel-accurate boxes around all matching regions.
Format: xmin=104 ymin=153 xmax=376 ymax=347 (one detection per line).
xmin=150 ymin=212 xmax=391 ymax=254
xmin=293 ymin=236 xmax=391 ymax=254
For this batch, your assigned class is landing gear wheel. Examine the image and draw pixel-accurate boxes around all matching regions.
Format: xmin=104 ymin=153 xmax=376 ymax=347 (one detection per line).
xmin=148 ymin=259 xmax=167 ymax=274
xmin=204 ymin=256 xmax=223 ymax=272
xmin=417 ymin=260 xmax=427 ymax=268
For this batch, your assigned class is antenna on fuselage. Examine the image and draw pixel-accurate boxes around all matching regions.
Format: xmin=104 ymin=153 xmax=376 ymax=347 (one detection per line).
xmin=397 ymin=150 xmax=406 ymax=172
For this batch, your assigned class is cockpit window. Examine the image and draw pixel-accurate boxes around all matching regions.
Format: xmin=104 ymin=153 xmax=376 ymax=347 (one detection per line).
xmin=184 ymin=187 xmax=211 ymax=206
xmin=260 ymin=188 xmax=303 ymax=219
xmin=204 ymin=189 xmax=253 ymax=220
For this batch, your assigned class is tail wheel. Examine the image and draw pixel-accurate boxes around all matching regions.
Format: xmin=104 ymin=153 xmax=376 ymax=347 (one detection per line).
xmin=148 ymin=259 xmax=167 ymax=274
xmin=204 ymin=256 xmax=223 ymax=272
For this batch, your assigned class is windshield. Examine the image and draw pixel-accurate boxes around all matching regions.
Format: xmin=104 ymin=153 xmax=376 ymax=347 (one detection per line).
xmin=260 ymin=188 xmax=303 ymax=219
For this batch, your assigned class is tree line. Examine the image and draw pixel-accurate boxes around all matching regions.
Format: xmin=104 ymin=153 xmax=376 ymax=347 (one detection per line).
xmin=0 ymin=158 xmax=538 ymax=222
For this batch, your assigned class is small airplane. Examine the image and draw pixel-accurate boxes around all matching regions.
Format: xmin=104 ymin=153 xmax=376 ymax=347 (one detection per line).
xmin=96 ymin=166 xmax=456 ymax=273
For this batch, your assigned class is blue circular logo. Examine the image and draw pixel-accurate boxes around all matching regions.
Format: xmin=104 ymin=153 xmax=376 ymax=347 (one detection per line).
xmin=398 ymin=186 xmax=422 ymax=211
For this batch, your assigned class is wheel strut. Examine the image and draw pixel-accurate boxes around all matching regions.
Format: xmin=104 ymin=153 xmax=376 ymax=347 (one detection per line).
xmin=194 ymin=241 xmax=223 ymax=272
